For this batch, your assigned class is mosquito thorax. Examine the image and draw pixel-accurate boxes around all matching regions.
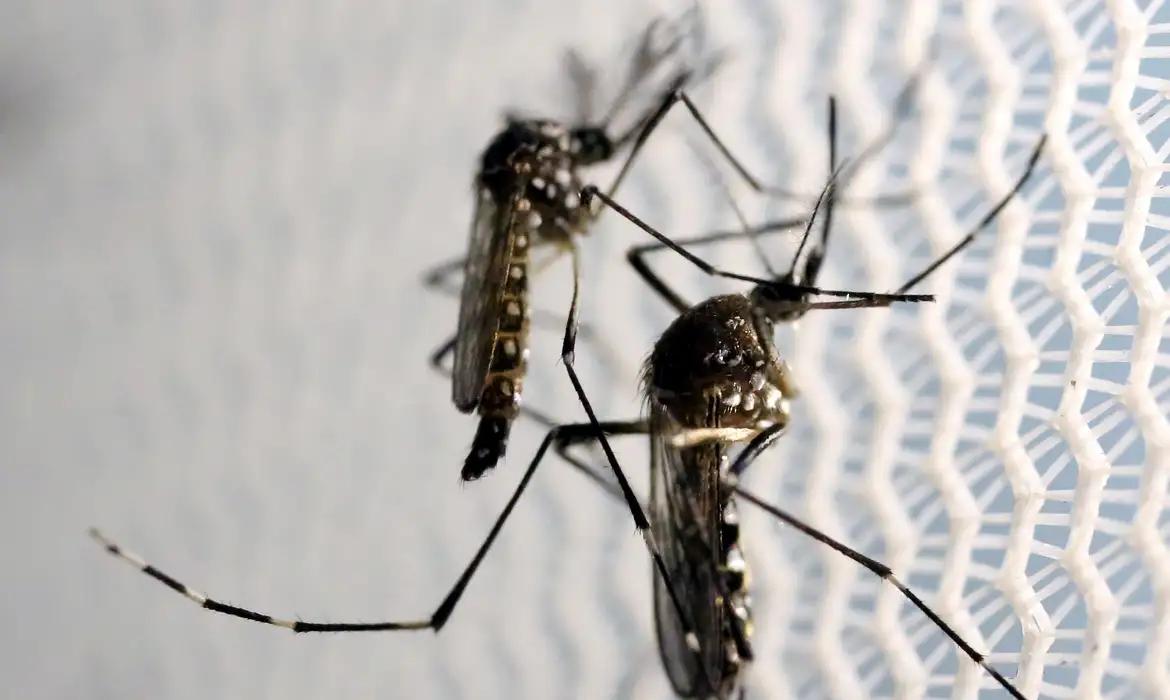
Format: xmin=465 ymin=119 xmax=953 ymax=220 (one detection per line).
xmin=478 ymin=119 xmax=592 ymax=245
xmin=645 ymin=294 xmax=797 ymax=430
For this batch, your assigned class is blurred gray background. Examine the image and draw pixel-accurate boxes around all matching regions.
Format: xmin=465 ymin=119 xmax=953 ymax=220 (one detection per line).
xmin=3 ymin=1 xmax=1168 ymax=699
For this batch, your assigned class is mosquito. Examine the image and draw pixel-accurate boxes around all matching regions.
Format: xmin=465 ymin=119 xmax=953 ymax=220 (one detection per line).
xmin=420 ymin=10 xmax=721 ymax=481
xmin=572 ymin=109 xmax=1047 ymax=695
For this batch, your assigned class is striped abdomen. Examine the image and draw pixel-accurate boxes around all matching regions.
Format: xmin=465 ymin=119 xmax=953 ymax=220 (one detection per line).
xmin=461 ymin=221 xmax=531 ymax=480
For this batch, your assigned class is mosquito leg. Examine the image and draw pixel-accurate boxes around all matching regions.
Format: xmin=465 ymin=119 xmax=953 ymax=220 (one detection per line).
xmin=557 ymin=240 xmax=714 ymax=689
xmin=556 ymin=448 xmax=624 ymax=502
xmin=733 ymin=487 xmax=1025 ymax=699
xmin=606 ymin=87 xmax=778 ymax=200
xmin=552 ymin=418 xmax=651 ymax=505
xmin=725 ymin=427 xmax=1027 ymax=697
xmin=90 ymin=421 xmax=616 ymax=635
xmin=554 ymin=419 xmax=655 ymax=508
xmin=724 ymin=424 xmax=787 ymax=479
xmin=627 ymin=218 xmax=804 ymax=313
xmin=897 ymin=134 xmax=1047 ymax=293
xmin=428 ymin=319 xmax=611 ymax=382
xmin=610 ymin=84 xmax=922 ymax=207
xmin=422 ymin=257 xmax=607 ymax=344
xmin=430 ymin=334 xmax=458 ymax=375
xmin=430 ymin=352 xmax=607 ymax=479
xmin=582 ymin=186 xmax=933 ymax=308
xmin=421 ymin=254 xmax=468 ymax=297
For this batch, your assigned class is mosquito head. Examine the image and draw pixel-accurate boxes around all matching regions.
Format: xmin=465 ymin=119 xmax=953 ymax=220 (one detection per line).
xmin=748 ymin=240 xmax=820 ymax=325
xmin=746 ymin=208 xmax=829 ymax=324
xmin=750 ymin=279 xmax=803 ymax=323
xmin=569 ymin=126 xmax=615 ymax=165
xmin=644 ymin=294 xmax=797 ymax=431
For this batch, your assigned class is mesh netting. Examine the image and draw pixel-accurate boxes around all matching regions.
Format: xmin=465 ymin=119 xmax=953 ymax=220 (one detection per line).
xmin=2 ymin=1 xmax=1166 ymax=699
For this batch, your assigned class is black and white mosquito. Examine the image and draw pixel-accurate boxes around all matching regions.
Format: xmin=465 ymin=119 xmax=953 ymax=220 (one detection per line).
xmin=422 ymin=10 xmax=722 ymax=481
xmin=89 ymin=59 xmax=1045 ymax=700
xmin=572 ymin=115 xmax=1046 ymax=695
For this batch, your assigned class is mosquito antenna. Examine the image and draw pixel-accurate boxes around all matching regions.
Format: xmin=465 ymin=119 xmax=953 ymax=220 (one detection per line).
xmin=820 ymin=96 xmax=838 ymax=253
xmin=788 ymin=156 xmax=852 ymax=278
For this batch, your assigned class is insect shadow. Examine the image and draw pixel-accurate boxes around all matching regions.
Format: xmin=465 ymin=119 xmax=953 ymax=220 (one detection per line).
xmin=89 ymin=56 xmax=1046 ymax=700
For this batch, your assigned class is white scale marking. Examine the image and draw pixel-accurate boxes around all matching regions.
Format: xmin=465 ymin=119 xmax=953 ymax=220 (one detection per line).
xmin=749 ymin=372 xmax=765 ymax=391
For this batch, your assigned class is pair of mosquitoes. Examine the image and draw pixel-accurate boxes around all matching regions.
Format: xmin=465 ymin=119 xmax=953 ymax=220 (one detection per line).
xmin=91 ymin=17 xmax=1047 ymax=700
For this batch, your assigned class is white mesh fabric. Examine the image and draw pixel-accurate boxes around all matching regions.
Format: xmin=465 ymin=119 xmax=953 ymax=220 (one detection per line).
xmin=1 ymin=1 xmax=1167 ymax=699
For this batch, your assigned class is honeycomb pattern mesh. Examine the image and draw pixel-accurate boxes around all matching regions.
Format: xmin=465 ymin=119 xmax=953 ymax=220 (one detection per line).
xmin=1 ymin=1 xmax=1166 ymax=699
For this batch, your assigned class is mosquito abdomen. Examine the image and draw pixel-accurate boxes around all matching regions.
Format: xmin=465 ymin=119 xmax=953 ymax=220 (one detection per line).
xmin=459 ymin=212 xmax=530 ymax=481
xmin=462 ymin=414 xmax=512 ymax=480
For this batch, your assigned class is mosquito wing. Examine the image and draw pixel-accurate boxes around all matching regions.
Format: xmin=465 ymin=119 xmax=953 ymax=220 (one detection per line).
xmin=649 ymin=403 xmax=726 ymax=697
xmin=451 ymin=185 xmax=522 ymax=411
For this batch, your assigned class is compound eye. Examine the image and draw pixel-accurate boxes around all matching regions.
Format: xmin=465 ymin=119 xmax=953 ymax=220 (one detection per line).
xmin=761 ymin=279 xmax=799 ymax=303
xmin=571 ymin=127 xmax=613 ymax=163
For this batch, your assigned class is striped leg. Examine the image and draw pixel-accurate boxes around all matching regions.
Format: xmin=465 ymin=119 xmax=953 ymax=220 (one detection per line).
xmin=90 ymin=422 xmax=610 ymax=634
xmin=725 ymin=430 xmax=1025 ymax=699
xmin=88 ymin=528 xmax=420 ymax=632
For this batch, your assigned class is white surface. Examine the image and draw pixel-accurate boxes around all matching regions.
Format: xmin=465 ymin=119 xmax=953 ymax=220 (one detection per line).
xmin=1 ymin=1 xmax=1168 ymax=699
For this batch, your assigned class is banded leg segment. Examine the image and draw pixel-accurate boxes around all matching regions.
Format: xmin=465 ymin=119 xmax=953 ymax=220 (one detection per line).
xmin=90 ymin=422 xmax=615 ymax=635
xmin=90 ymin=528 xmax=428 ymax=632
xmin=724 ymin=431 xmax=1026 ymax=700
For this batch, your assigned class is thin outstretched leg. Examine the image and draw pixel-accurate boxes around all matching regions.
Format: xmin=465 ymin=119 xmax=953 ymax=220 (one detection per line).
xmin=430 ymin=334 xmax=458 ymax=374
xmin=421 ymin=254 xmax=468 ymax=297
xmin=897 ymin=135 xmax=1047 ymax=293
xmin=607 ymin=76 xmax=922 ymax=207
xmin=557 ymin=240 xmax=715 ymax=688
xmin=724 ymin=431 xmax=1026 ymax=699
xmin=91 ymin=422 xmax=614 ymax=634
xmin=732 ymin=487 xmax=1025 ymax=699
